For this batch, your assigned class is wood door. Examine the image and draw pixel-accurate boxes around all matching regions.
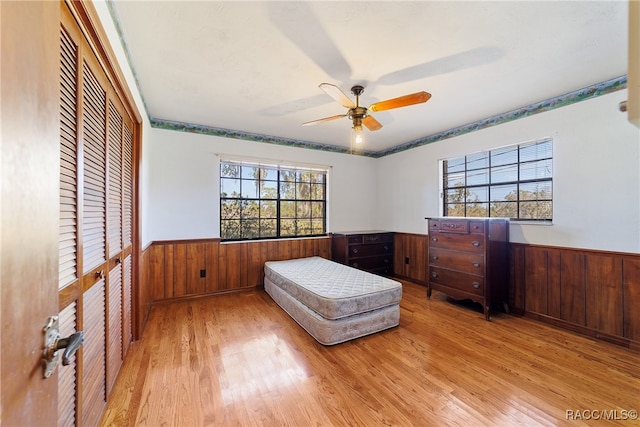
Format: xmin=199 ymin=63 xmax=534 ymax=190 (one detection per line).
xmin=0 ymin=1 xmax=62 ymax=425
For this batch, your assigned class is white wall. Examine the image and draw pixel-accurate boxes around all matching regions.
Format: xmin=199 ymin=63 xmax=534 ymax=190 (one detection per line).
xmin=95 ymin=4 xmax=639 ymax=253
xmin=377 ymin=90 xmax=640 ymax=254
xmin=94 ymin=2 xmax=153 ymax=246
xmin=146 ymin=128 xmax=380 ymax=241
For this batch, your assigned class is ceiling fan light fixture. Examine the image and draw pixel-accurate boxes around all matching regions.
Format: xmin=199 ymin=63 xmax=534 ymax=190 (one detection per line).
xmin=352 ymin=124 xmax=364 ymax=145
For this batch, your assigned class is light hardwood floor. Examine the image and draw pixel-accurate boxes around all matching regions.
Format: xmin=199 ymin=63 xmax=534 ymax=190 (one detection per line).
xmin=100 ymin=281 xmax=640 ymax=426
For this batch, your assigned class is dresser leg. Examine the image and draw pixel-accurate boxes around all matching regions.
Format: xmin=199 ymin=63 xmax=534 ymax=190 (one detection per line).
xmin=427 ymin=287 xmax=432 ymax=300
xmin=484 ymin=306 xmax=491 ymax=321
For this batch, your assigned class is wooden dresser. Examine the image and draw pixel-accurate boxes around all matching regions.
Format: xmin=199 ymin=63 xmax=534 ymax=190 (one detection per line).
xmin=426 ymin=218 xmax=509 ymax=320
xmin=331 ymin=231 xmax=394 ymax=276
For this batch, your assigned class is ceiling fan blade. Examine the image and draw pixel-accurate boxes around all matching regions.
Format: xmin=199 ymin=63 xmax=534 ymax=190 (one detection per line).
xmin=319 ymin=83 xmax=355 ymax=109
xmin=363 ymin=115 xmax=383 ymax=131
xmin=302 ymin=114 xmax=346 ymax=126
xmin=368 ymin=91 xmax=431 ymax=112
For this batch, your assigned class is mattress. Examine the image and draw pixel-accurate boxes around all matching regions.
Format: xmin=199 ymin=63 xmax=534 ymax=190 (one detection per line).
xmin=265 ymin=277 xmax=400 ymax=345
xmin=264 ymin=256 xmax=402 ymax=320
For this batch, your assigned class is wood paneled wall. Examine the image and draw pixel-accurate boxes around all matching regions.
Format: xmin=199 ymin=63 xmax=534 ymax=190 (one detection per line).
xmin=142 ymin=237 xmax=331 ymax=303
xmin=139 ymin=233 xmax=639 ymax=349
xmin=510 ymin=243 xmax=640 ymax=348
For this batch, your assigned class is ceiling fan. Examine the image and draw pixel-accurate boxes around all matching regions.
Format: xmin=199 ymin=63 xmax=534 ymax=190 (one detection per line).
xmin=303 ymin=83 xmax=432 ymax=144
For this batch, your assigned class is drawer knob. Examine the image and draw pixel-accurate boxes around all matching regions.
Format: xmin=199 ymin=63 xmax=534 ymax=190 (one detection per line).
xmin=432 ymin=255 xmax=438 ymax=260
xmin=472 ymin=241 xmax=480 ymax=247
xmin=352 ymin=248 xmax=359 ymax=254
xmin=472 ymin=262 xmax=480 ymax=268
xmin=352 ymin=262 xmax=359 ymax=268
xmin=432 ymin=237 xmax=438 ymax=242
xmin=384 ymin=245 xmax=389 ymax=250
xmin=431 ymin=272 xmax=438 ymax=278
xmin=472 ymin=282 xmax=480 ymax=289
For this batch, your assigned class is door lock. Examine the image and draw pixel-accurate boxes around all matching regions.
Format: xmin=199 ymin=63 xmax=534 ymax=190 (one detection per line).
xmin=42 ymin=316 xmax=84 ymax=378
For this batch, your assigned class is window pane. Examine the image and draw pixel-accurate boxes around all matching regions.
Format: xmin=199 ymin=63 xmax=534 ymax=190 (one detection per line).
xmin=281 ymin=201 xmax=295 ymax=218
xmin=311 ymin=183 xmax=324 ymax=199
xmin=221 ymin=178 xmax=240 ymax=197
xmin=312 ymin=220 xmax=324 ymax=234
xmin=221 ymin=220 xmax=241 ymax=239
xmin=467 ymin=186 xmax=488 ymax=203
xmin=280 ymin=219 xmax=296 ymax=236
xmin=467 ymin=169 xmax=489 ymax=186
xmin=298 ymin=220 xmax=312 ymax=235
xmin=491 ymin=164 xmax=518 ymax=184
xmin=280 ymin=181 xmax=296 ymax=199
xmin=491 ymin=146 xmax=518 ymax=166
xmin=241 ymin=165 xmax=258 ymax=179
xmin=296 ymin=201 xmax=311 ymax=218
xmin=520 ymin=140 xmax=552 ymax=162
xmin=260 ymin=180 xmax=278 ymax=199
xmin=221 ymin=199 xmax=241 ymax=220
xmin=261 ymin=167 xmax=278 ymax=181
xmin=466 ymin=202 xmax=489 ymax=217
xmin=446 ymin=203 xmax=465 ymax=216
xmin=491 ymin=184 xmax=517 ymax=202
xmin=260 ymin=219 xmax=277 ymax=237
xmin=241 ymin=179 xmax=258 ymax=198
xmin=311 ymin=202 xmax=324 ymax=218
xmin=520 ymin=181 xmax=552 ymax=201
xmin=221 ymin=163 xmax=240 ymax=178
xmin=241 ymin=219 xmax=260 ymax=238
xmin=260 ymin=200 xmax=277 ymax=218
xmin=445 ymin=172 xmax=465 ymax=189
xmin=241 ymin=200 xmax=259 ymax=219
xmin=490 ymin=202 xmax=518 ymax=218
xmin=520 ymin=201 xmax=552 ymax=219
xmin=296 ymin=182 xmax=311 ymax=200
xmin=280 ymin=169 xmax=296 ymax=182
xmin=445 ymin=187 xmax=467 ymax=204
xmin=446 ymin=157 xmax=465 ymax=173
xmin=467 ymin=152 xmax=488 ymax=170
xmin=520 ymin=159 xmax=552 ymax=181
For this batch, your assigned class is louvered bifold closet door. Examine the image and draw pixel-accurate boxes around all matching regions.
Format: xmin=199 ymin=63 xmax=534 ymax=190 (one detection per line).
xmin=59 ymin=2 xmax=138 ymax=425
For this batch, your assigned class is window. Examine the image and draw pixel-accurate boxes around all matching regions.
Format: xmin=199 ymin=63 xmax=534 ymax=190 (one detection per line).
xmin=220 ymin=160 xmax=327 ymax=241
xmin=442 ymin=138 xmax=552 ymax=220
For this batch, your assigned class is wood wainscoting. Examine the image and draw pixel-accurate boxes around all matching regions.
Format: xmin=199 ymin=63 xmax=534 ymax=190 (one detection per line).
xmin=140 ymin=237 xmax=332 ymax=305
xmin=510 ymin=243 xmax=640 ymax=349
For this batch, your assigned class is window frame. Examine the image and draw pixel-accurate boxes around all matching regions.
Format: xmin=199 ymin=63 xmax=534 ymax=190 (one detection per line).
xmin=220 ymin=159 xmax=328 ymax=241
xmin=441 ymin=138 xmax=553 ymax=221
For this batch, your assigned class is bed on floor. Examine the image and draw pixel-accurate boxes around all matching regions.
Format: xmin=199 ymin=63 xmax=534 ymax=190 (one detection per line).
xmin=264 ymin=256 xmax=402 ymax=345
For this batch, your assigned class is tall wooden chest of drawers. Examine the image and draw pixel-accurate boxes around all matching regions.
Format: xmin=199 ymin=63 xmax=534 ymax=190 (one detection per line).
xmin=331 ymin=231 xmax=394 ymax=276
xmin=426 ymin=218 xmax=509 ymax=320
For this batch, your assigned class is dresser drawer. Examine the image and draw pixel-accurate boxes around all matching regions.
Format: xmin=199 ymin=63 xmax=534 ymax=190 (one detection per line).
xmin=350 ymin=242 xmax=392 ymax=257
xmin=429 ymin=232 xmax=484 ymax=253
xmin=349 ymin=256 xmax=392 ymax=271
xmin=429 ymin=247 xmax=485 ymax=275
xmin=347 ymin=233 xmax=393 ymax=244
xmin=428 ymin=219 xmax=469 ymax=234
xmin=429 ymin=267 xmax=484 ymax=296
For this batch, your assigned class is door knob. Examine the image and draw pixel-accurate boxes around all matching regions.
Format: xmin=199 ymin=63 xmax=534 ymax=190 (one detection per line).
xmin=42 ymin=316 xmax=84 ymax=378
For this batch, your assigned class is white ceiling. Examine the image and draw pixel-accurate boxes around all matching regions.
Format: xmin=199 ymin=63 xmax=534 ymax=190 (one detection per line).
xmin=109 ymin=1 xmax=628 ymax=155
